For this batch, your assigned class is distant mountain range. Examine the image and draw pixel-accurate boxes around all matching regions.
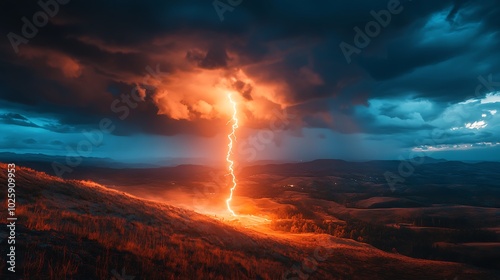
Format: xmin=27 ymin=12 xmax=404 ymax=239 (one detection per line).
xmin=0 ymin=152 xmax=216 ymax=169
xmin=2 ymin=153 xmax=499 ymax=190
xmin=0 ymin=152 xmax=490 ymax=169
xmin=0 ymin=152 xmax=302 ymax=167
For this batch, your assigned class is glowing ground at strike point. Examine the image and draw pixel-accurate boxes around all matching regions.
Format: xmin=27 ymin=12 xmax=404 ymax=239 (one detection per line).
xmin=225 ymin=93 xmax=239 ymax=216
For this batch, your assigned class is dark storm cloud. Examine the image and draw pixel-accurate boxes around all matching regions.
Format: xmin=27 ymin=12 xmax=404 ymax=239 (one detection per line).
xmin=0 ymin=0 xmax=499 ymax=140
xmin=199 ymin=44 xmax=230 ymax=69
xmin=0 ymin=113 xmax=39 ymax=128
xmin=1 ymin=113 xmax=28 ymax=121
xmin=231 ymin=80 xmax=253 ymax=100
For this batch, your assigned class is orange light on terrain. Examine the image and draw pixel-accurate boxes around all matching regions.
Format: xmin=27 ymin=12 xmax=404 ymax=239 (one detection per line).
xmin=225 ymin=93 xmax=239 ymax=216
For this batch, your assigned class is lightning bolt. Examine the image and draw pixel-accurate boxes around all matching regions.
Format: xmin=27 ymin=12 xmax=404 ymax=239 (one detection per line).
xmin=226 ymin=92 xmax=238 ymax=216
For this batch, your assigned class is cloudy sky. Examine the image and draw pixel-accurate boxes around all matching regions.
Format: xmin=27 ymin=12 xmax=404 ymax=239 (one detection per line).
xmin=1 ymin=0 xmax=499 ymax=164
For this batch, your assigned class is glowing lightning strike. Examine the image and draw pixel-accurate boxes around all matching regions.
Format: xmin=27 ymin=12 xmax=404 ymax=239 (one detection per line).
xmin=226 ymin=92 xmax=239 ymax=216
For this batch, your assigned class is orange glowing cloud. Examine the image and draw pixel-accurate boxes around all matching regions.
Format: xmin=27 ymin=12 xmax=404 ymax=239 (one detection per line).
xmin=151 ymin=65 xmax=291 ymax=127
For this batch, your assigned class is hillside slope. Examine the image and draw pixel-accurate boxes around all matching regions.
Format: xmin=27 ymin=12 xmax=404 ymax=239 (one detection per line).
xmin=0 ymin=163 xmax=498 ymax=279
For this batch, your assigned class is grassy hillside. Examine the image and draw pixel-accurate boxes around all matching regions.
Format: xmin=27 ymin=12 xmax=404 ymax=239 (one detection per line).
xmin=0 ymin=163 xmax=498 ymax=279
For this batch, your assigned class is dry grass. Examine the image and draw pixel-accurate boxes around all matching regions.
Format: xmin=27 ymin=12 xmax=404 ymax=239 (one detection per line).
xmin=0 ymin=163 xmax=498 ymax=280
xmin=0 ymin=164 xmax=289 ymax=279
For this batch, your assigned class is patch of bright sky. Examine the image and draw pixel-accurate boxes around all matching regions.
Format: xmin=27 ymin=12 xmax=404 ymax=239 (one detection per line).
xmin=465 ymin=120 xmax=487 ymax=129
xmin=481 ymin=92 xmax=500 ymax=104
xmin=357 ymin=90 xmax=499 ymax=157
xmin=460 ymin=92 xmax=500 ymax=105
xmin=413 ymin=142 xmax=500 ymax=152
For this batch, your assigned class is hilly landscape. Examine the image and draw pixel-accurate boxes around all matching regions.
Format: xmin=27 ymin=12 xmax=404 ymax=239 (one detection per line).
xmin=3 ymin=1 xmax=500 ymax=279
